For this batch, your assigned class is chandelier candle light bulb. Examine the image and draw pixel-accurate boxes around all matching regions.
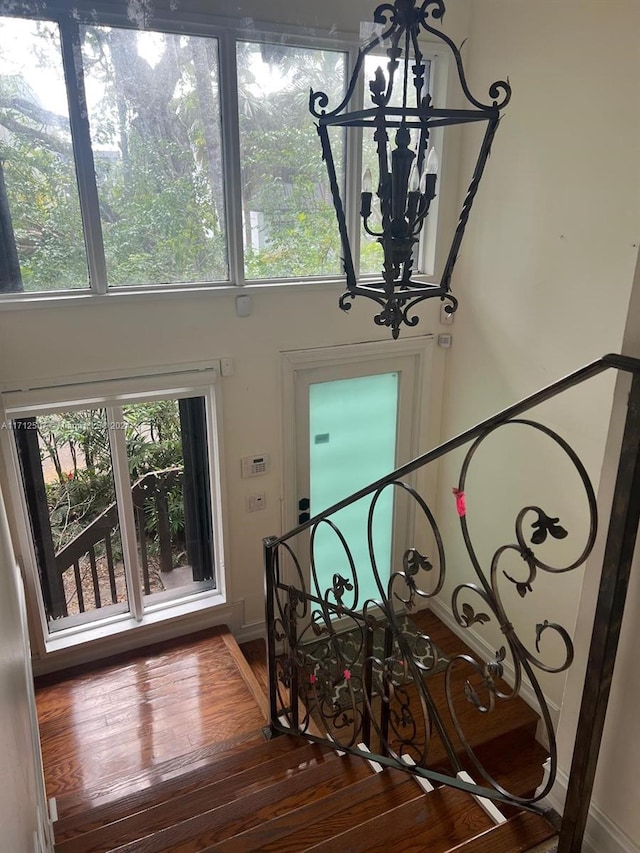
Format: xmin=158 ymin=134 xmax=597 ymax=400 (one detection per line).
xmin=424 ymin=146 xmax=438 ymax=199
xmin=407 ymin=161 xmax=421 ymax=220
xmin=361 ymin=168 xmax=373 ymax=218
xmin=426 ymin=146 xmax=439 ymax=174
xmin=408 ymin=161 xmax=421 ymax=192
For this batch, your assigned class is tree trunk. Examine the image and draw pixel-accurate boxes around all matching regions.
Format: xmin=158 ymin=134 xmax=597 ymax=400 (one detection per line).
xmin=0 ymin=160 xmax=23 ymax=292
xmin=192 ymin=40 xmax=224 ymax=233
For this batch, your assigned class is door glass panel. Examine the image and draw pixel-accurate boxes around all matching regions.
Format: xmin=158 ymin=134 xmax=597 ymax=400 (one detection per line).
xmin=122 ymin=397 xmax=216 ymax=605
xmin=14 ymin=410 xmax=129 ymax=631
xmin=309 ymin=373 xmax=398 ymax=608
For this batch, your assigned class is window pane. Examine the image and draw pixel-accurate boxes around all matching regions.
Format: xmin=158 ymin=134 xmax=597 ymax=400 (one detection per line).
xmin=360 ymin=55 xmax=431 ymax=276
xmin=122 ymin=398 xmax=216 ymax=604
xmin=80 ymin=27 xmax=228 ymax=286
xmin=237 ymin=42 xmax=346 ymax=280
xmin=0 ymin=18 xmax=89 ymax=293
xmin=14 ymin=410 xmax=130 ymax=631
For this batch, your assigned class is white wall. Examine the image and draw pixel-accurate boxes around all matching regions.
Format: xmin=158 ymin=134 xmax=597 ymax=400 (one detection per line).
xmin=553 ymin=249 xmax=640 ymax=852
xmin=430 ymin=0 xmax=640 ymax=847
xmin=0 ymin=288 xmax=447 ymax=663
xmin=432 ymin=0 xmax=640 ymax=709
xmin=0 ymin=480 xmax=48 ymax=851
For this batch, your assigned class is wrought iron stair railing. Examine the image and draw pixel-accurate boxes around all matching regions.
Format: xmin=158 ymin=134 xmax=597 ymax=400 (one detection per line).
xmin=264 ymin=353 xmax=640 ymax=853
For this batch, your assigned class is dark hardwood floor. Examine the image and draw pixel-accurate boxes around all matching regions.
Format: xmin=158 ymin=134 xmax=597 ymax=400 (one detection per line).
xmin=35 ymin=611 xmax=550 ymax=838
xmin=35 ymin=626 xmax=267 ymax=806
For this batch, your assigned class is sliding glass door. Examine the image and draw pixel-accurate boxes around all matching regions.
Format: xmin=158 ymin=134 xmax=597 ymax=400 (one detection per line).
xmin=12 ymin=392 xmax=216 ymax=634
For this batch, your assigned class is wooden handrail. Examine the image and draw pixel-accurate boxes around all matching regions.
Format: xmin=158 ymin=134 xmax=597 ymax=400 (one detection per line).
xmin=54 ymin=467 xmax=184 ymax=612
xmin=55 ymin=467 xmax=183 ymax=573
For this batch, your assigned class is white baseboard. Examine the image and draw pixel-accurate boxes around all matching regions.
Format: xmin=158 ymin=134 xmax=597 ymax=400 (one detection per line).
xmin=542 ymin=762 xmax=640 ymax=853
xmin=35 ymin=805 xmax=53 ymax=853
xmin=427 ymin=598 xmax=560 ymax=740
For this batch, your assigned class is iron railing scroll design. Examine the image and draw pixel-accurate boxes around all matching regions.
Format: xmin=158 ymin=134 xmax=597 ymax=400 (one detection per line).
xmin=265 ymin=355 xmax=640 ymax=852
xmin=445 ymin=419 xmax=597 ymax=806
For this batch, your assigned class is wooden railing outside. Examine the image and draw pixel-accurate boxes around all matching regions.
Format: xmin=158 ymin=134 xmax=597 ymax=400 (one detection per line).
xmin=54 ymin=468 xmax=184 ymax=613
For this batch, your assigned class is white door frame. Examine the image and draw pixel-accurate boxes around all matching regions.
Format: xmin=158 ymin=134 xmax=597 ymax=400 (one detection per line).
xmin=280 ymin=337 xmax=435 ymax=590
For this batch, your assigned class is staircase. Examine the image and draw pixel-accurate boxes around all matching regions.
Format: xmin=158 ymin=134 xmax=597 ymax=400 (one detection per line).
xmin=50 ymin=733 xmax=555 ymax=853
xmin=45 ymin=624 xmax=557 ymax=852
xmin=37 ymin=355 xmax=640 ymax=852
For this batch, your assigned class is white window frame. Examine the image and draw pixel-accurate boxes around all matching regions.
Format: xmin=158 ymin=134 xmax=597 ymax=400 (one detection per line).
xmin=0 ymin=2 xmax=446 ymax=305
xmin=0 ymin=362 xmax=228 ymax=655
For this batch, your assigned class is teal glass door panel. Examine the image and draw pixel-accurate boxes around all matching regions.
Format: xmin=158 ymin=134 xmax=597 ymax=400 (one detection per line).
xmin=309 ymin=372 xmax=398 ymax=608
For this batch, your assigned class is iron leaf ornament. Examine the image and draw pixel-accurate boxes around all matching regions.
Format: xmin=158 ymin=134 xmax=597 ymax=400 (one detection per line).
xmin=460 ymin=601 xmax=490 ymax=628
xmin=530 ymin=510 xmax=568 ymax=545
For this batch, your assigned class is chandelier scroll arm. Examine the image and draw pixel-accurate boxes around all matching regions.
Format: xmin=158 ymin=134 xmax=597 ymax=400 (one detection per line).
xmin=309 ymin=10 xmax=401 ymax=120
xmin=418 ymin=20 xmax=512 ymax=111
xmin=316 ymin=124 xmax=357 ymax=289
xmin=419 ymin=0 xmax=446 ymax=22
xmin=362 ymin=217 xmax=384 ymax=238
xmin=339 ymin=289 xmax=386 ymax=315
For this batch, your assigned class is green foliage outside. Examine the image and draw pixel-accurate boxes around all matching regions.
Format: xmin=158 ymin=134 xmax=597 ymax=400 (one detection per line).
xmin=41 ymin=402 xmax=184 ymax=556
xmin=237 ymin=42 xmax=345 ymax=280
xmin=0 ymin=20 xmax=353 ymax=291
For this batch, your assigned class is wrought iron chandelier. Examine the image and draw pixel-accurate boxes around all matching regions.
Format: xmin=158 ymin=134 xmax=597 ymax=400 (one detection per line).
xmin=310 ymin=0 xmax=511 ymax=338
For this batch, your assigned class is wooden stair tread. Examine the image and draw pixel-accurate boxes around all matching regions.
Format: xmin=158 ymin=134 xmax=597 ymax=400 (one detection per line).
xmin=39 ymin=625 xmax=268 ymax=808
xmin=106 ymin=752 xmax=373 ymax=853
xmin=305 ymin=785 xmax=494 ymax=852
xmin=446 ymin=811 xmax=557 ymax=852
xmin=315 ymin=611 xmax=541 ymax=772
xmin=54 ymin=729 xmax=292 ymax=829
xmin=55 ymin=741 xmax=332 ymax=852
xmin=46 ymin=613 xmax=553 ymax=853
xmin=458 ymin=729 xmax=548 ymax=805
xmin=206 ymin=771 xmax=418 ymax=852
xmin=53 ymin=727 xmax=266 ymax=821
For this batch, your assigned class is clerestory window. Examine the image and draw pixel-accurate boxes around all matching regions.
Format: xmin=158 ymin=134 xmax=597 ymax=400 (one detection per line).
xmin=0 ymin=6 xmax=439 ymax=300
xmin=0 ymin=10 xmax=350 ymax=296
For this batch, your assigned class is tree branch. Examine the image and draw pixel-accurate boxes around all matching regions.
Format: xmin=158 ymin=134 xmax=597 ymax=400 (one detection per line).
xmin=0 ymin=112 xmax=73 ymax=158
